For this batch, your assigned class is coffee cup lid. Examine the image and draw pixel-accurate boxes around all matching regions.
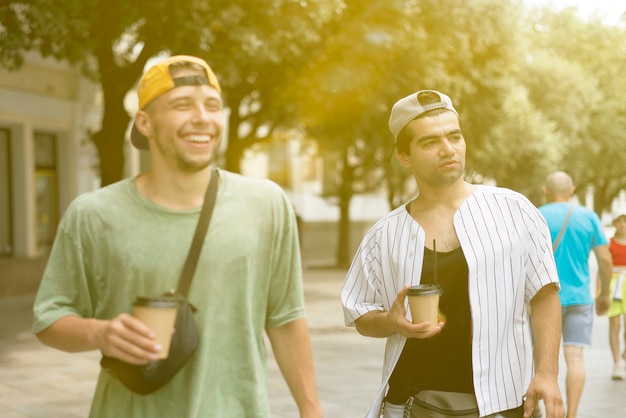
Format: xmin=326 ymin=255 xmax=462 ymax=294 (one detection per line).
xmin=407 ymin=284 xmax=441 ymax=296
xmin=133 ymin=296 xmax=178 ymax=308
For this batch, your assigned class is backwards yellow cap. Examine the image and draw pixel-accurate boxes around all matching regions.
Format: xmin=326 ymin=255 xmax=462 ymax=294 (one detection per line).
xmin=131 ymin=55 xmax=221 ymax=150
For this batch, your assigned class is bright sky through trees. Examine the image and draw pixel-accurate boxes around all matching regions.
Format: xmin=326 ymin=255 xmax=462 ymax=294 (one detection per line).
xmin=526 ymin=0 xmax=625 ymax=24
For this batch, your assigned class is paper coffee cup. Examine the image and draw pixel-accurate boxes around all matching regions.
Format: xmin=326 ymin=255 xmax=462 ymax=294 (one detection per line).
xmin=132 ymin=296 xmax=178 ymax=359
xmin=407 ymin=284 xmax=440 ymax=330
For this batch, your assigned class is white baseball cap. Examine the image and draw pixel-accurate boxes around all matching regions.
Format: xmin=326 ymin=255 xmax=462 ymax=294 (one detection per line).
xmin=388 ymin=90 xmax=458 ymax=142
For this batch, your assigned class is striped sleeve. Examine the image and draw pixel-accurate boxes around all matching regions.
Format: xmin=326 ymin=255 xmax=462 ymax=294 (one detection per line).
xmin=341 ymin=206 xmax=425 ymax=326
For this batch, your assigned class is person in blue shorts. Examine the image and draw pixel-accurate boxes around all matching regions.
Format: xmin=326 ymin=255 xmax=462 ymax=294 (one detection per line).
xmin=539 ymin=171 xmax=613 ymax=418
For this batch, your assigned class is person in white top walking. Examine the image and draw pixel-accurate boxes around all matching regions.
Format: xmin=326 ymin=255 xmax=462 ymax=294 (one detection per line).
xmin=341 ymin=90 xmax=565 ymax=418
xmin=606 ymin=213 xmax=626 ymax=380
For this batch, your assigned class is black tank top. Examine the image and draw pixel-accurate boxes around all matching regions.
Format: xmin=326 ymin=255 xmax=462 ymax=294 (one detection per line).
xmin=386 ymin=246 xmax=473 ymax=404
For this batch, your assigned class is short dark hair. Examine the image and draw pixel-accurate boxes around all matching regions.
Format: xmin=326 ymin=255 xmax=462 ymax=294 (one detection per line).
xmin=396 ymin=107 xmax=456 ymax=154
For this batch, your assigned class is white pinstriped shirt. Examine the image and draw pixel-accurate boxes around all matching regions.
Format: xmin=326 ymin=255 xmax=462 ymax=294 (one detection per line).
xmin=341 ymin=185 xmax=560 ymax=417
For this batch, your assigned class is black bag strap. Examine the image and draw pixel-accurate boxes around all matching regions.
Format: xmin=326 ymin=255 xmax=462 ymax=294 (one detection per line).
xmin=175 ymin=169 xmax=219 ymax=297
xmin=553 ymin=203 xmax=573 ymax=253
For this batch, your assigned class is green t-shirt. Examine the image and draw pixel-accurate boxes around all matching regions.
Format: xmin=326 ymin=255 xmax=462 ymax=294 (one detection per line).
xmin=33 ymin=169 xmax=305 ymax=418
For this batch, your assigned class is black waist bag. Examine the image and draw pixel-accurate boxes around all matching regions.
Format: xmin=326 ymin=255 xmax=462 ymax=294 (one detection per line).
xmin=100 ymin=170 xmax=218 ymax=394
xmin=100 ymin=294 xmax=198 ymax=394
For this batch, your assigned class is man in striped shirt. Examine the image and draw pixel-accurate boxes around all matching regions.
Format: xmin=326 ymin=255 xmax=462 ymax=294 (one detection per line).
xmin=341 ymin=90 xmax=565 ymax=418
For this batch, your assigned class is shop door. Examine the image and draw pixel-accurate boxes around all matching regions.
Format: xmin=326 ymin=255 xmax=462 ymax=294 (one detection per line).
xmin=34 ymin=132 xmax=58 ymax=255
xmin=0 ymin=128 xmax=12 ymax=256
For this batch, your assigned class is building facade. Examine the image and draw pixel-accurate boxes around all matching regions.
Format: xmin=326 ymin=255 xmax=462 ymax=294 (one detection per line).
xmin=0 ymin=52 xmax=390 ymax=277
xmin=0 ymin=52 xmax=102 ymax=259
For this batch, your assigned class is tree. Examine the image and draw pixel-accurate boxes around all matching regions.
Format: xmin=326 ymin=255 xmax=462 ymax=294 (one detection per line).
xmin=0 ymin=0 xmax=344 ymax=185
xmin=292 ymin=0 xmax=531 ymax=264
xmin=524 ymin=7 xmax=626 ymax=212
xmin=288 ymin=0 xmax=409 ymax=265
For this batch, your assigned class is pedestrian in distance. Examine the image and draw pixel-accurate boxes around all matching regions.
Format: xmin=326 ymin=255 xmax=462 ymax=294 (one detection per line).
xmin=538 ymin=171 xmax=613 ymax=418
xmin=32 ymin=55 xmax=323 ymax=418
xmin=341 ymin=90 xmax=565 ymax=418
xmin=606 ymin=213 xmax=626 ymax=380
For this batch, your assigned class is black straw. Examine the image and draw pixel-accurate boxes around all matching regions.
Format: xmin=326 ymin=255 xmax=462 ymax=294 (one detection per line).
xmin=432 ymin=239 xmax=438 ymax=286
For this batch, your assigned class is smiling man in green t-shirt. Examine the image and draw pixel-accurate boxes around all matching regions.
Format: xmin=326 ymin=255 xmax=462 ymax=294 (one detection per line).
xmin=32 ymin=55 xmax=322 ymax=418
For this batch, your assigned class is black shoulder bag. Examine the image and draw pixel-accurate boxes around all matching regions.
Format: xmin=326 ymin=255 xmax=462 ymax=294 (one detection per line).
xmin=100 ymin=169 xmax=218 ymax=394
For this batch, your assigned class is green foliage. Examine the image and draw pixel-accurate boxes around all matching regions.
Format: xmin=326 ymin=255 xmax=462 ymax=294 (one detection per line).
xmin=292 ymin=0 xmax=530 ymax=199
xmin=1 ymin=0 xmax=625 ymax=227
xmin=285 ymin=0 xmax=626 ymax=217
xmin=0 ymin=0 xmax=345 ymax=183
xmin=523 ymin=7 xmax=626 ymax=211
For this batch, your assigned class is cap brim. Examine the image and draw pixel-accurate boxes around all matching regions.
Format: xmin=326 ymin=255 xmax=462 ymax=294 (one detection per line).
xmin=130 ymin=123 xmax=149 ymax=150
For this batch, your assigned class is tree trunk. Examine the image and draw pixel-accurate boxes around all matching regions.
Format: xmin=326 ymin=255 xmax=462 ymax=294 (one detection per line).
xmin=91 ymin=125 xmax=126 ymax=187
xmin=90 ymin=93 xmax=130 ymax=186
xmin=337 ymin=193 xmax=353 ymax=267
xmin=91 ymin=43 xmax=150 ymax=186
xmin=223 ymin=102 xmax=245 ymax=174
xmin=224 ymin=131 xmax=244 ymax=174
xmin=593 ymin=182 xmax=608 ymax=215
xmin=336 ymin=149 xmax=354 ymax=267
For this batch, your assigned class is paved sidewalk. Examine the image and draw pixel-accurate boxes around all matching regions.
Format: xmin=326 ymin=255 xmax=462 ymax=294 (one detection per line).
xmin=1 ymin=268 xmax=625 ymax=417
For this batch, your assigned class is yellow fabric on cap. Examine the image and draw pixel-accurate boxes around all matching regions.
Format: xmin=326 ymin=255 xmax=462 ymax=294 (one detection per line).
xmin=137 ymin=55 xmax=221 ymax=109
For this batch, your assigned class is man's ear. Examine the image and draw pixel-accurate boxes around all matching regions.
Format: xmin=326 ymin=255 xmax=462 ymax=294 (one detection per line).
xmin=395 ymin=147 xmax=411 ymax=168
xmin=134 ymin=110 xmax=153 ymax=138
